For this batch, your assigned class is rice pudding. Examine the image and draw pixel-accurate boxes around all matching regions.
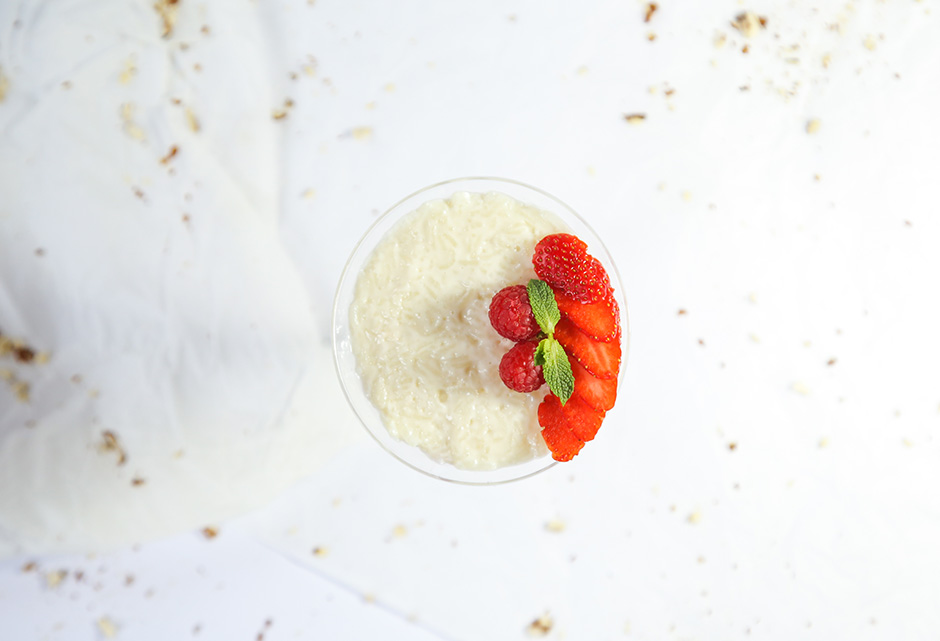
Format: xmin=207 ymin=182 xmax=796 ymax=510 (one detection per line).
xmin=349 ymin=191 xmax=567 ymax=470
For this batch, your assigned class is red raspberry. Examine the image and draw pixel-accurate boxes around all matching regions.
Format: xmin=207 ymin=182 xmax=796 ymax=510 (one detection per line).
xmin=533 ymin=233 xmax=610 ymax=303
xmin=498 ymin=341 xmax=545 ymax=393
xmin=488 ymin=285 xmax=541 ymax=342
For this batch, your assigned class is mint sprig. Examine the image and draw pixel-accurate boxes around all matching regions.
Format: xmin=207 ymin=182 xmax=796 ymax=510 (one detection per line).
xmin=527 ymin=278 xmax=574 ymax=405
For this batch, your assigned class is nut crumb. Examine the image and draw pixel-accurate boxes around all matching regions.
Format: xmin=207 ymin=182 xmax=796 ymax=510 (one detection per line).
xmin=623 ymin=113 xmax=646 ymax=124
xmin=131 ymin=477 xmax=146 ymax=487
xmin=97 ymin=616 xmax=118 ymax=638
xmin=46 ymin=569 xmax=67 ymax=589
xmin=99 ymin=431 xmax=128 ymax=465
xmin=731 ymin=12 xmax=766 ymax=39
xmin=647 ymin=32 xmax=657 ymax=41
xmin=154 ymin=0 xmax=179 ymax=38
xmin=160 ymin=145 xmax=179 ymax=165
xmin=644 ymin=2 xmax=658 ymax=23
xmin=544 ymin=519 xmax=566 ymax=533
xmin=728 ymin=442 xmax=737 ymax=451
xmin=526 ymin=612 xmax=554 ymax=637
xmin=202 ymin=526 xmax=219 ymax=539
xmin=185 ymin=107 xmax=201 ymax=132
xmin=827 ymin=358 xmax=837 ymax=366
xmin=677 ymin=308 xmax=687 ymax=316
xmin=22 ymin=561 xmax=36 ymax=573
xmin=312 ymin=546 xmax=329 ymax=557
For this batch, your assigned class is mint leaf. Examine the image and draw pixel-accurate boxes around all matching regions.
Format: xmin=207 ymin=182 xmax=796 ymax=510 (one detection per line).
xmin=537 ymin=337 xmax=574 ymax=405
xmin=527 ymin=279 xmax=560 ymax=336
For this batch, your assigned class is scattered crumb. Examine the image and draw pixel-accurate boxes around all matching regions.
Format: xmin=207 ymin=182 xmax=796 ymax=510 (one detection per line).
xmin=131 ymin=477 xmax=146 ymax=487
xmin=644 ymin=2 xmax=658 ymax=23
xmin=99 ymin=431 xmax=128 ymax=465
xmin=185 ymin=107 xmax=201 ymax=132
xmin=697 ymin=338 xmax=705 ymax=346
xmin=687 ymin=510 xmax=703 ymax=524
xmin=97 ymin=616 xmax=118 ymax=638
xmin=351 ymin=126 xmax=373 ymax=141
xmin=160 ymin=145 xmax=179 ymax=165
xmin=647 ymin=32 xmax=657 ymax=41
xmin=863 ymin=35 xmax=877 ymax=51
xmin=791 ymin=381 xmax=811 ymax=396
xmin=200 ymin=25 xmax=210 ymax=36
xmin=697 ymin=556 xmax=706 ymax=564
xmin=526 ymin=612 xmax=554 ymax=637
xmin=818 ymin=437 xmax=830 ymax=448
xmin=827 ymin=358 xmax=837 ymax=366
xmin=391 ymin=524 xmax=408 ymax=539
xmin=0 ymin=66 xmax=9 ymax=102
xmin=312 ymin=546 xmax=329 ymax=558
xmin=202 ymin=527 xmax=219 ymax=540
xmin=118 ymin=57 xmax=137 ymax=85
xmin=677 ymin=308 xmax=687 ymax=316
xmin=822 ymin=53 xmax=832 ymax=68
xmin=46 ymin=570 xmax=67 ymax=589
xmin=383 ymin=82 xmax=396 ymax=93
xmin=728 ymin=442 xmax=737 ymax=451
xmin=302 ymin=188 xmax=317 ymax=200
xmin=544 ymin=519 xmax=566 ymax=533
xmin=624 ymin=113 xmax=646 ymax=124
xmin=12 ymin=380 xmax=29 ymax=403
xmin=120 ymin=103 xmax=146 ymax=141
xmin=154 ymin=0 xmax=179 ymax=39
xmin=805 ymin=118 xmax=821 ymax=134
xmin=731 ymin=12 xmax=766 ymax=39
xmin=22 ymin=561 xmax=37 ymax=573
xmin=714 ymin=33 xmax=727 ymax=49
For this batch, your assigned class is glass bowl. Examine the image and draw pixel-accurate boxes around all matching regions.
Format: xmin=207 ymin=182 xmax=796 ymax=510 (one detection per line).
xmin=332 ymin=177 xmax=629 ymax=484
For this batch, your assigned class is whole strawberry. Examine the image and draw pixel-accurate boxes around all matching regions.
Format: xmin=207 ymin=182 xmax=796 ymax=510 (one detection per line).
xmin=489 ymin=285 xmax=541 ymax=342
xmin=498 ymin=341 xmax=545 ymax=393
xmin=533 ymin=233 xmax=610 ymax=303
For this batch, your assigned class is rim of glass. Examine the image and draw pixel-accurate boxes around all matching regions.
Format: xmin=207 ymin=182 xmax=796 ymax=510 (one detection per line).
xmin=332 ymin=176 xmax=630 ymax=485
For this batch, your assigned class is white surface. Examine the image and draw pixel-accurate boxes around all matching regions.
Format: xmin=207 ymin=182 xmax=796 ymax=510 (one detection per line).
xmin=2 ymin=0 xmax=940 ymax=639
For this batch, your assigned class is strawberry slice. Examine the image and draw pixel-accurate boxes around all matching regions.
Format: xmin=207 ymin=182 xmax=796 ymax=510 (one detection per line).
xmin=538 ymin=394 xmax=585 ymax=462
xmin=569 ymin=354 xmax=617 ymax=411
xmin=555 ymin=317 xmax=621 ymax=380
xmin=561 ymin=393 xmax=606 ymax=442
xmin=533 ymin=234 xmax=609 ymax=303
xmin=555 ymin=289 xmax=620 ymax=343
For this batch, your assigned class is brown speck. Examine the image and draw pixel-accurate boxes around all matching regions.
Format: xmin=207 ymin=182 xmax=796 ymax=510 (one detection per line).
xmin=35 ymin=248 xmax=45 ymax=257
xmin=526 ymin=613 xmax=554 ymax=637
xmin=272 ymin=110 xmax=288 ymax=121
xmin=200 ymin=25 xmax=210 ymax=35
xmin=131 ymin=477 xmax=146 ymax=487
xmin=904 ymin=220 xmax=912 ymax=227
xmin=22 ymin=561 xmax=36 ymax=573
xmin=61 ymin=80 xmax=72 ymax=90
xmin=644 ymin=2 xmax=658 ymax=22
xmin=624 ymin=113 xmax=646 ymax=124
xmin=742 ymin=44 xmax=750 ymax=54
xmin=312 ymin=546 xmax=329 ymax=558
xmin=13 ymin=346 xmax=35 ymax=363
xmin=731 ymin=12 xmax=765 ymax=38
xmin=677 ymin=309 xmax=687 ymax=316
xmin=133 ymin=187 xmax=146 ymax=200
xmin=125 ymin=574 xmax=135 ymax=586
xmin=202 ymin=526 xmax=219 ymax=539
xmin=0 ymin=67 xmax=9 ymax=103
xmin=182 ymin=214 xmax=191 ymax=223
xmin=827 ymin=358 xmax=837 ymax=366
xmin=192 ymin=63 xmax=202 ymax=73
xmin=160 ymin=145 xmax=179 ymax=165
xmin=99 ymin=431 xmax=128 ymax=465
xmin=647 ymin=32 xmax=657 ymax=41
xmin=154 ymin=0 xmax=179 ymax=38
xmin=728 ymin=442 xmax=737 ymax=451
xmin=697 ymin=338 xmax=705 ymax=346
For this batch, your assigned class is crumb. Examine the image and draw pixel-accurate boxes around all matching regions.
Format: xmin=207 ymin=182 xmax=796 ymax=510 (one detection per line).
xmin=22 ymin=561 xmax=36 ymax=573
xmin=902 ymin=438 xmax=913 ymax=448
xmin=13 ymin=345 xmax=35 ymax=363
xmin=742 ymin=44 xmax=749 ymax=54
xmin=526 ymin=612 xmax=554 ymax=637
xmin=863 ymin=35 xmax=877 ymax=51
xmin=687 ymin=510 xmax=702 ymax=524
xmin=120 ymin=103 xmax=146 ymax=141
xmin=119 ymin=57 xmax=137 ymax=85
xmin=272 ymin=109 xmax=288 ymax=121
xmin=544 ymin=519 xmax=566 ymax=533
xmin=97 ymin=617 xmax=118 ymax=638
xmin=99 ymin=431 xmax=128 ymax=465
xmin=731 ymin=12 xmax=766 ymax=39
xmin=384 ymin=82 xmax=396 ymax=93
xmin=818 ymin=437 xmax=830 ymax=448
xmin=791 ymin=381 xmax=810 ymax=396
xmin=12 ymin=380 xmax=30 ymax=403
xmin=697 ymin=338 xmax=705 ymax=346
xmin=822 ymin=53 xmax=832 ymax=68
xmin=302 ymin=188 xmax=316 ymax=200
xmin=677 ymin=308 xmax=687 ymax=316
xmin=312 ymin=546 xmax=329 ymax=557
xmin=644 ymin=2 xmax=658 ymax=22
xmin=131 ymin=477 xmax=146 ymax=487
xmin=747 ymin=292 xmax=758 ymax=303
xmin=697 ymin=556 xmax=706 ymax=563
xmin=623 ymin=113 xmax=646 ymax=124
xmin=805 ymin=118 xmax=821 ymax=134
xmin=363 ymin=593 xmax=376 ymax=604
xmin=46 ymin=569 xmax=67 ymax=589
xmin=714 ymin=33 xmax=727 ymax=49
xmin=185 ymin=107 xmax=200 ymax=132
xmin=681 ymin=190 xmax=692 ymax=201
xmin=200 ymin=25 xmax=210 ymax=35
xmin=749 ymin=333 xmax=760 ymax=344
xmin=827 ymin=358 xmax=837 ymax=366
xmin=391 ymin=524 xmax=408 ymax=538
xmin=202 ymin=527 xmax=219 ymax=539
xmin=0 ymin=67 xmax=9 ymax=102
xmin=647 ymin=32 xmax=657 ymax=41
xmin=160 ymin=145 xmax=179 ymax=165
xmin=728 ymin=442 xmax=737 ymax=451
xmin=351 ymin=126 xmax=373 ymax=141
xmin=154 ymin=0 xmax=179 ymax=38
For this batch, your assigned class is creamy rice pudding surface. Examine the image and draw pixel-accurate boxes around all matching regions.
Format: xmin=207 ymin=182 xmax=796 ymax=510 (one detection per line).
xmin=349 ymin=191 xmax=567 ymax=470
